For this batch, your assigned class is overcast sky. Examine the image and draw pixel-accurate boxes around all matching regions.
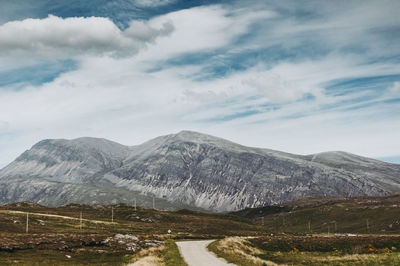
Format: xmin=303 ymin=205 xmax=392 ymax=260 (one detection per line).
xmin=0 ymin=0 xmax=399 ymax=167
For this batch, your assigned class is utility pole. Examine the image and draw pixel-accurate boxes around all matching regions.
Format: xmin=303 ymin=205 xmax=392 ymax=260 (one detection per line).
xmin=112 ymin=207 xmax=114 ymax=223
xmin=328 ymin=225 xmax=330 ymax=236
xmin=367 ymin=219 xmax=370 ymax=233
xmin=80 ymin=211 xmax=82 ymax=230
xmin=308 ymin=220 xmax=311 ymax=232
xmin=134 ymin=198 xmax=137 ymax=211
xmin=26 ymin=212 xmax=29 ymax=233
xmin=262 ymin=217 xmax=264 ymax=226
xmin=152 ymin=197 xmax=155 ymax=210
xmin=334 ymin=221 xmax=337 ymax=232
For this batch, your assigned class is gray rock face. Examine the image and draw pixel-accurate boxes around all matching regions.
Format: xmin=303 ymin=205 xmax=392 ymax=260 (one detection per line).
xmin=0 ymin=131 xmax=399 ymax=211
xmin=1 ymin=137 xmax=131 ymax=184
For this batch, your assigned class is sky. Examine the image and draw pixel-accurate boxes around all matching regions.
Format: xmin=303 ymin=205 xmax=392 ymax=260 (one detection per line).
xmin=0 ymin=0 xmax=399 ymax=167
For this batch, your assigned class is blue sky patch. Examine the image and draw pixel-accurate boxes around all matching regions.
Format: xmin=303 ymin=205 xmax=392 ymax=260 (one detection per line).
xmin=0 ymin=60 xmax=77 ymax=90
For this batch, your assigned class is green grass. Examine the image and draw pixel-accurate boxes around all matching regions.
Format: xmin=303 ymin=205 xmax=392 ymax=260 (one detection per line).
xmin=161 ymin=240 xmax=188 ymax=266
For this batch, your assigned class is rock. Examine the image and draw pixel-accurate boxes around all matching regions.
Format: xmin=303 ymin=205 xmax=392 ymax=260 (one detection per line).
xmin=103 ymin=234 xmax=142 ymax=252
xmin=0 ymin=131 xmax=399 ymax=211
xmin=144 ymin=240 xmax=163 ymax=247
xmin=114 ymin=234 xmax=139 ymax=241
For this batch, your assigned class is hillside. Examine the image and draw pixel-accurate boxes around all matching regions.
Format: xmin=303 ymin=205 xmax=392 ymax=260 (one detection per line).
xmin=0 ymin=201 xmax=259 ymax=265
xmin=0 ymin=131 xmax=399 ymax=211
xmin=1 ymin=195 xmax=400 ymax=264
xmin=230 ymin=194 xmax=400 ymax=234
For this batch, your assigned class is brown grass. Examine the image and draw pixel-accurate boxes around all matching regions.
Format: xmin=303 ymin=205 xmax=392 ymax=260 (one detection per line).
xmin=210 ymin=237 xmax=277 ymax=266
xmin=129 ymin=245 xmax=166 ymax=265
xmin=129 ymin=255 xmax=163 ymax=266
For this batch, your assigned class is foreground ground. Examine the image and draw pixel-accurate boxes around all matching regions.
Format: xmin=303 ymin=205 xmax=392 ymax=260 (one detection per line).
xmin=1 ymin=194 xmax=400 ymax=265
xmin=0 ymin=201 xmax=259 ymax=265
xmin=209 ymin=236 xmax=400 ymax=265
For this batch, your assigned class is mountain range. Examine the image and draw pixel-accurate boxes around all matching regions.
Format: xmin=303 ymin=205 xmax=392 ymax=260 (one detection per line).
xmin=0 ymin=131 xmax=399 ymax=211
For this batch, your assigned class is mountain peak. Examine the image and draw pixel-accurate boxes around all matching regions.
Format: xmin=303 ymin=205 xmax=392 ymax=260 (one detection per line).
xmin=0 ymin=132 xmax=399 ymax=211
xmin=173 ymin=130 xmax=225 ymax=142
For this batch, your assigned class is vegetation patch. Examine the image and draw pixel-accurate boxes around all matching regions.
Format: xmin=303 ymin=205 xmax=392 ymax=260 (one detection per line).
xmin=129 ymin=240 xmax=186 ymax=266
xmin=249 ymin=235 xmax=400 ymax=253
xmin=160 ymin=240 xmax=187 ymax=266
xmin=207 ymin=237 xmax=276 ymax=266
xmin=210 ymin=236 xmax=400 ymax=266
xmin=0 ymin=249 xmax=131 ymax=265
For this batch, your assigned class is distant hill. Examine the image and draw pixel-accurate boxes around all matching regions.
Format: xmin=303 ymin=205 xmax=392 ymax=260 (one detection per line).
xmin=0 ymin=131 xmax=399 ymax=211
xmin=229 ymin=194 xmax=400 ymax=234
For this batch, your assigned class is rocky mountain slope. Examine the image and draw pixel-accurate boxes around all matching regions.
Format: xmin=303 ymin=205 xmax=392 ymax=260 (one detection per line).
xmin=0 ymin=131 xmax=399 ymax=211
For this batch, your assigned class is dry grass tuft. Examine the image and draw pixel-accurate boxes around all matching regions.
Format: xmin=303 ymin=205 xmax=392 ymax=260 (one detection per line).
xmin=215 ymin=237 xmax=277 ymax=266
xmin=129 ymin=255 xmax=163 ymax=266
xmin=129 ymin=245 xmax=166 ymax=265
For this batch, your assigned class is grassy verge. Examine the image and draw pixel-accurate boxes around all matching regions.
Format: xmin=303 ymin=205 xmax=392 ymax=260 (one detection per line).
xmin=129 ymin=240 xmax=187 ymax=266
xmin=208 ymin=240 xmax=238 ymax=264
xmin=161 ymin=240 xmax=188 ymax=266
xmin=207 ymin=238 xmax=271 ymax=266
xmin=209 ymin=236 xmax=400 ymax=266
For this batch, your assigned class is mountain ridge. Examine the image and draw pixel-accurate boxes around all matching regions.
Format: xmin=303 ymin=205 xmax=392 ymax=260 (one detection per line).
xmin=0 ymin=131 xmax=399 ymax=211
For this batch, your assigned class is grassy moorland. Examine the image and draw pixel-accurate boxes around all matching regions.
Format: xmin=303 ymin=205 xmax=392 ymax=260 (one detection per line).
xmin=230 ymin=194 xmax=400 ymax=235
xmin=209 ymin=236 xmax=400 ymax=265
xmin=1 ymin=194 xmax=399 ymax=265
xmin=0 ymin=202 xmax=259 ymax=265
xmin=0 ymin=202 xmax=263 ymax=237
xmin=207 ymin=195 xmax=400 ymax=265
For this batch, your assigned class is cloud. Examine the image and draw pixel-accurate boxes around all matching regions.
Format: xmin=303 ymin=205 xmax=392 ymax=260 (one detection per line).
xmin=0 ymin=1 xmax=400 ymax=167
xmin=133 ymin=0 xmax=176 ymax=7
xmin=124 ymin=20 xmax=173 ymax=42
xmin=389 ymin=82 xmax=400 ymax=94
xmin=0 ymin=15 xmax=174 ymax=58
xmin=136 ymin=5 xmax=276 ymax=61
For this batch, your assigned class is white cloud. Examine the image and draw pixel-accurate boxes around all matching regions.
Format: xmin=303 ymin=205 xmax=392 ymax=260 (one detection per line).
xmin=136 ymin=5 xmax=276 ymax=61
xmin=0 ymin=2 xmax=400 ymax=168
xmin=134 ymin=0 xmax=176 ymax=7
xmin=0 ymin=15 xmax=174 ymax=58
xmin=388 ymin=82 xmax=400 ymax=94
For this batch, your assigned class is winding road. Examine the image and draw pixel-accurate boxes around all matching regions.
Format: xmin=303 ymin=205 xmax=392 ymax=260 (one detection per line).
xmin=176 ymin=240 xmax=233 ymax=266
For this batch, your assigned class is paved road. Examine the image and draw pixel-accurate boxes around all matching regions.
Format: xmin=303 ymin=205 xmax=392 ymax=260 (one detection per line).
xmin=176 ymin=240 xmax=234 ymax=266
